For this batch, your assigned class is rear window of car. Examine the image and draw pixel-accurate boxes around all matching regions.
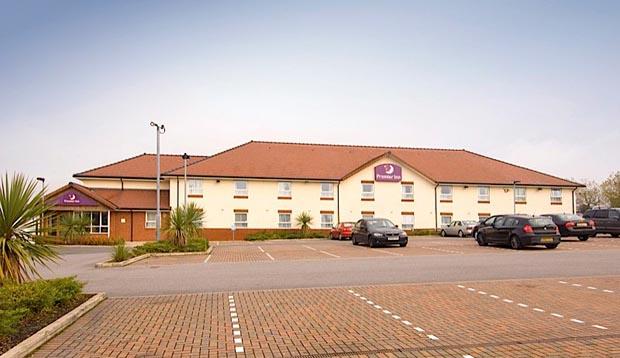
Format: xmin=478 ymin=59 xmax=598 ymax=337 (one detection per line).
xmin=558 ymin=214 xmax=583 ymax=221
xmin=529 ymin=217 xmax=555 ymax=227
xmin=342 ymin=223 xmax=354 ymax=227
xmin=463 ymin=220 xmax=477 ymax=225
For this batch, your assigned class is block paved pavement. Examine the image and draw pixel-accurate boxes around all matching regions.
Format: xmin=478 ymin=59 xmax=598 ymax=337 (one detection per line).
xmin=33 ymin=276 xmax=619 ymax=357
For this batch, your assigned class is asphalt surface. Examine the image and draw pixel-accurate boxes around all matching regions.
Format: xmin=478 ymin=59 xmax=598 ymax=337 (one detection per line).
xmin=42 ymin=238 xmax=620 ymax=297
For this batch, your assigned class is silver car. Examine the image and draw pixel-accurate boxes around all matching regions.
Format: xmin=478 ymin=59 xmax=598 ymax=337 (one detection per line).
xmin=440 ymin=220 xmax=478 ymax=238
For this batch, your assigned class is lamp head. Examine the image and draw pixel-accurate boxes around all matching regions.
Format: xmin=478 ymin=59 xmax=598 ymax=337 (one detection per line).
xmin=182 ymin=153 xmax=190 ymax=160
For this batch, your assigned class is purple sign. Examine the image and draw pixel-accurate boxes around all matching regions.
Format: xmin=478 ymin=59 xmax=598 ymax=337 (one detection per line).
xmin=374 ymin=164 xmax=402 ymax=182
xmin=54 ymin=190 xmax=98 ymax=206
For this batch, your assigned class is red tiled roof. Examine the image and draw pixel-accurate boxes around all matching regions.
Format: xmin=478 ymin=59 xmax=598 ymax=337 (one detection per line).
xmin=91 ymin=188 xmax=170 ymax=210
xmin=165 ymin=141 xmax=581 ymax=187
xmin=74 ymin=153 xmax=207 ymax=179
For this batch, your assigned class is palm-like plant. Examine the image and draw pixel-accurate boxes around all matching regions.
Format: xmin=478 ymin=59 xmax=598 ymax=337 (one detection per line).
xmin=165 ymin=202 xmax=204 ymax=246
xmin=59 ymin=213 xmax=90 ymax=243
xmin=295 ymin=211 xmax=313 ymax=234
xmin=0 ymin=173 xmax=58 ymax=284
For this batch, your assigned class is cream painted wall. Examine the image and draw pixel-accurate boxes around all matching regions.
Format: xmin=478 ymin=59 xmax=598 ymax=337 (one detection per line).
xmin=79 ymin=178 xmax=169 ymax=190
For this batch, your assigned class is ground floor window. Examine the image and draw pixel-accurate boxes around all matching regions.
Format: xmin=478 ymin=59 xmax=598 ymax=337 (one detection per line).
xmin=362 ymin=212 xmax=374 ymax=220
xmin=145 ymin=211 xmax=157 ymax=228
xmin=402 ymin=214 xmax=415 ymax=230
xmin=478 ymin=214 xmax=490 ymax=221
xmin=235 ymin=212 xmax=248 ymax=228
xmin=321 ymin=214 xmax=334 ymax=228
xmin=441 ymin=215 xmax=452 ymax=226
xmin=82 ymin=211 xmax=109 ymax=233
xmin=278 ymin=213 xmax=291 ymax=228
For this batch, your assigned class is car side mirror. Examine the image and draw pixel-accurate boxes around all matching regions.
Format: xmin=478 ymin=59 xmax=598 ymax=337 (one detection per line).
xmin=395 ymin=224 xmax=399 ymax=228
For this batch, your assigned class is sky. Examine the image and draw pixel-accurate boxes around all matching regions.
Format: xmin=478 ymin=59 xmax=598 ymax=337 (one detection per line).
xmin=1 ymin=0 xmax=619 ymax=190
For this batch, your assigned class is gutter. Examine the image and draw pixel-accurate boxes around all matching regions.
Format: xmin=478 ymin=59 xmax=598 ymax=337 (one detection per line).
xmin=337 ymin=182 xmax=340 ymax=224
xmin=434 ymin=183 xmax=439 ymax=231
xmin=572 ymin=187 xmax=578 ymax=214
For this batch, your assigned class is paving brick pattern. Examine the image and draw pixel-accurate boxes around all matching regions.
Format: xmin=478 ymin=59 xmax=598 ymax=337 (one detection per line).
xmin=34 ymin=277 xmax=619 ymax=357
xmin=135 ymin=255 xmax=209 ymax=266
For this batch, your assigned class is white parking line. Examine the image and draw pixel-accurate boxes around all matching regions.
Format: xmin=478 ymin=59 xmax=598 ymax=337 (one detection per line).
xmin=228 ymin=294 xmax=244 ymax=354
xmin=570 ymin=319 xmax=585 ymax=324
xmin=257 ymin=246 xmax=265 ymax=253
xmin=503 ymin=299 xmax=513 ymax=303
xmin=373 ymin=248 xmax=404 ymax=256
xmin=551 ymin=313 xmax=564 ymax=318
xmin=533 ymin=308 xmax=545 ymax=312
xmin=517 ymin=303 xmax=528 ymax=308
xmin=265 ymin=252 xmax=275 ymax=261
xmin=592 ymin=325 xmax=608 ymax=330
xmin=319 ymin=250 xmax=341 ymax=258
xmin=558 ymin=280 xmax=615 ymax=293
xmin=302 ymin=245 xmax=317 ymax=251
xmin=203 ymin=255 xmax=212 ymax=263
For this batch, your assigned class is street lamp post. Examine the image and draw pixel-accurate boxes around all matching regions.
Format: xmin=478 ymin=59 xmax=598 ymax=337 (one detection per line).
xmin=182 ymin=153 xmax=190 ymax=206
xmin=150 ymin=122 xmax=166 ymax=241
xmin=513 ymin=180 xmax=521 ymax=214
xmin=36 ymin=177 xmax=45 ymax=235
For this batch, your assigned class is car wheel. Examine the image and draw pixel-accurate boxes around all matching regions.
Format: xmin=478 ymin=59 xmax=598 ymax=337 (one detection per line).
xmin=440 ymin=230 xmax=446 ymax=237
xmin=338 ymin=234 xmax=342 ymax=241
xmin=613 ymin=234 xmax=619 ymax=238
xmin=545 ymin=243 xmax=558 ymax=249
xmin=352 ymin=236 xmax=358 ymax=245
xmin=458 ymin=230 xmax=464 ymax=238
xmin=476 ymin=232 xmax=488 ymax=246
xmin=510 ymin=235 xmax=522 ymax=250
xmin=578 ymin=236 xmax=589 ymax=241
xmin=369 ymin=236 xmax=377 ymax=248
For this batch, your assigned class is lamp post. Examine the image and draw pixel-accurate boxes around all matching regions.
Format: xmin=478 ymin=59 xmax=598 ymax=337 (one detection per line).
xmin=513 ymin=180 xmax=521 ymax=214
xmin=181 ymin=153 xmax=190 ymax=206
xmin=150 ymin=122 xmax=166 ymax=241
xmin=36 ymin=177 xmax=45 ymax=235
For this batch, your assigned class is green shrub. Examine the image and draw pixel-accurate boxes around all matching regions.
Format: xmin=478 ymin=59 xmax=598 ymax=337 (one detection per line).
xmin=245 ymin=230 xmax=328 ymax=241
xmin=112 ymin=242 xmax=131 ymax=262
xmin=0 ymin=277 xmax=83 ymax=336
xmin=131 ymin=238 xmax=209 ymax=257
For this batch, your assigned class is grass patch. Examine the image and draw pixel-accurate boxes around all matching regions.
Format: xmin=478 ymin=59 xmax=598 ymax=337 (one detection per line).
xmin=246 ymin=230 xmax=328 ymax=241
xmin=0 ymin=277 xmax=87 ymax=354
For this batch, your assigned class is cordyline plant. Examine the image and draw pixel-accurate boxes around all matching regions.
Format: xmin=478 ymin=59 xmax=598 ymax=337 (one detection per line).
xmin=0 ymin=173 xmax=58 ymax=284
xmin=295 ymin=211 xmax=313 ymax=234
xmin=165 ymin=202 xmax=205 ymax=246
xmin=59 ymin=213 xmax=90 ymax=244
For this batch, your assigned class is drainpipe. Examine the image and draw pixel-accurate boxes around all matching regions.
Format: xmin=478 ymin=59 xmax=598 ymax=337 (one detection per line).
xmin=120 ymin=178 xmax=124 ymax=190
xmin=572 ymin=187 xmax=577 ymax=214
xmin=434 ymin=183 xmax=439 ymax=232
xmin=337 ymin=182 xmax=340 ymax=224
xmin=130 ymin=210 xmax=134 ymax=242
xmin=176 ymin=177 xmax=180 ymax=208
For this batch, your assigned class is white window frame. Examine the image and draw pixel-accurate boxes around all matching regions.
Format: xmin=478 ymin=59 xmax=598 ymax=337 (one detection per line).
xmin=234 ymin=181 xmax=248 ymax=196
xmin=361 ymin=183 xmax=374 ymax=199
xmin=441 ymin=215 xmax=452 ymax=226
xmin=362 ymin=213 xmax=374 ymax=220
xmin=320 ymin=214 xmax=334 ymax=228
xmin=145 ymin=211 xmax=157 ymax=229
xmin=402 ymin=214 xmax=415 ymax=230
xmin=278 ymin=213 xmax=291 ymax=228
xmin=187 ymin=179 xmax=203 ymax=195
xmin=278 ymin=182 xmax=292 ymax=197
xmin=80 ymin=211 xmax=109 ymax=234
xmin=234 ymin=212 xmax=248 ymax=228
xmin=320 ymin=183 xmax=334 ymax=198
xmin=401 ymin=184 xmax=414 ymax=200
xmin=439 ymin=185 xmax=453 ymax=201
xmin=478 ymin=186 xmax=490 ymax=202
xmin=515 ymin=187 xmax=527 ymax=202
xmin=550 ymin=188 xmax=562 ymax=203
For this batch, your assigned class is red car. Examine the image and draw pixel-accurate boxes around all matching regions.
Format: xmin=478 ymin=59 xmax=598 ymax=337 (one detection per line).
xmin=330 ymin=222 xmax=355 ymax=240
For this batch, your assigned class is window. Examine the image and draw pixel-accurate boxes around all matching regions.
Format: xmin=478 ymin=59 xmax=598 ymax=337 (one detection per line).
xmin=441 ymin=215 xmax=452 ymax=226
xmin=361 ymin=183 xmax=374 ymax=199
xmin=550 ymin=188 xmax=562 ymax=203
xmin=439 ymin=186 xmax=453 ymax=201
xmin=594 ymin=210 xmax=609 ymax=219
xmin=478 ymin=186 xmax=490 ymax=202
xmin=278 ymin=213 xmax=291 ymax=228
xmin=234 ymin=181 xmax=248 ymax=196
xmin=610 ymin=210 xmax=620 ymax=220
xmin=494 ymin=216 xmax=506 ymax=227
xmin=187 ymin=180 xmax=203 ymax=195
xmin=503 ymin=218 xmax=519 ymax=227
xmin=402 ymin=184 xmax=414 ymax=200
xmin=515 ymin=187 xmax=526 ymax=202
xmin=234 ymin=212 xmax=248 ymax=228
xmin=402 ymin=214 xmax=415 ymax=230
xmin=321 ymin=214 xmax=334 ymax=228
xmin=321 ymin=183 xmax=334 ymax=198
xmin=478 ymin=214 xmax=491 ymax=221
xmin=362 ymin=212 xmax=374 ymax=220
xmin=145 ymin=211 xmax=157 ymax=229
xmin=81 ymin=211 xmax=109 ymax=233
xmin=278 ymin=182 xmax=292 ymax=197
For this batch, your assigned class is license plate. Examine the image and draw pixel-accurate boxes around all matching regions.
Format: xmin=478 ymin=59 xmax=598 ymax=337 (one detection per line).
xmin=576 ymin=223 xmax=587 ymax=227
xmin=541 ymin=237 xmax=553 ymax=243
xmin=387 ymin=236 xmax=399 ymax=241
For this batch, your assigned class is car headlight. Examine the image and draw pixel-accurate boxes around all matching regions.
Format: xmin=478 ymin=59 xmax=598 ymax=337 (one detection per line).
xmin=372 ymin=232 xmax=383 ymax=237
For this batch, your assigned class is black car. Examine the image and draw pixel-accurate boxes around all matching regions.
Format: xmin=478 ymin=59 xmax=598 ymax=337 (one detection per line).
xmin=351 ymin=218 xmax=408 ymax=247
xmin=475 ymin=215 xmax=561 ymax=249
xmin=582 ymin=208 xmax=620 ymax=238
xmin=541 ymin=214 xmax=595 ymax=241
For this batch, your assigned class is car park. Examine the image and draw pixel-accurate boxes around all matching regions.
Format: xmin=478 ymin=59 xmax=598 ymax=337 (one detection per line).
xmin=475 ymin=215 xmax=561 ymax=249
xmin=440 ymin=220 xmax=478 ymax=238
xmin=541 ymin=213 xmax=595 ymax=241
xmin=351 ymin=218 xmax=408 ymax=247
xmin=582 ymin=208 xmax=620 ymax=238
xmin=330 ymin=222 xmax=355 ymax=240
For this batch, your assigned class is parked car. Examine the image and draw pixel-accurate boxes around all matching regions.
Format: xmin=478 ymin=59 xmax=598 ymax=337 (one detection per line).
xmin=472 ymin=216 xmax=500 ymax=238
xmin=330 ymin=222 xmax=355 ymax=240
xmin=351 ymin=218 xmax=408 ymax=247
xmin=475 ymin=215 xmax=560 ymax=249
xmin=582 ymin=208 xmax=620 ymax=238
xmin=541 ymin=214 xmax=595 ymax=241
xmin=440 ymin=220 xmax=478 ymax=238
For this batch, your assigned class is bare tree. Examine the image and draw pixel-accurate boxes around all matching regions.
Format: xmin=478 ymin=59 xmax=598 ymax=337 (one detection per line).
xmin=575 ymin=179 xmax=604 ymax=213
xmin=601 ymin=171 xmax=620 ymax=207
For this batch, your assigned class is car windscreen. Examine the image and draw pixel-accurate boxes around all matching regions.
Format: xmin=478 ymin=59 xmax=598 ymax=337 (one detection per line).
xmin=557 ymin=214 xmax=583 ymax=221
xmin=529 ymin=217 xmax=555 ymax=227
xmin=367 ymin=219 xmax=396 ymax=229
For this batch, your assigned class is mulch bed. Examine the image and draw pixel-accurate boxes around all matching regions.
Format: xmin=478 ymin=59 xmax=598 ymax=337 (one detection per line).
xmin=0 ymin=294 xmax=93 ymax=354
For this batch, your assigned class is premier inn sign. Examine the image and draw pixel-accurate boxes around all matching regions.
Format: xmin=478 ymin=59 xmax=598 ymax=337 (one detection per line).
xmin=374 ymin=164 xmax=402 ymax=182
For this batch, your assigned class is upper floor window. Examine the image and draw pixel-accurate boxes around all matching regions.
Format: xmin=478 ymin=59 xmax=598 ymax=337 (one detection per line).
xmin=439 ymin=185 xmax=453 ymax=201
xmin=234 ymin=181 xmax=248 ymax=196
xmin=321 ymin=183 xmax=334 ymax=198
xmin=187 ymin=179 xmax=203 ymax=195
xmin=361 ymin=183 xmax=374 ymax=199
xmin=515 ymin=187 xmax=526 ymax=202
xmin=402 ymin=184 xmax=414 ymax=200
xmin=278 ymin=182 xmax=292 ymax=197
xmin=478 ymin=186 xmax=490 ymax=202
xmin=550 ymin=188 xmax=562 ymax=203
